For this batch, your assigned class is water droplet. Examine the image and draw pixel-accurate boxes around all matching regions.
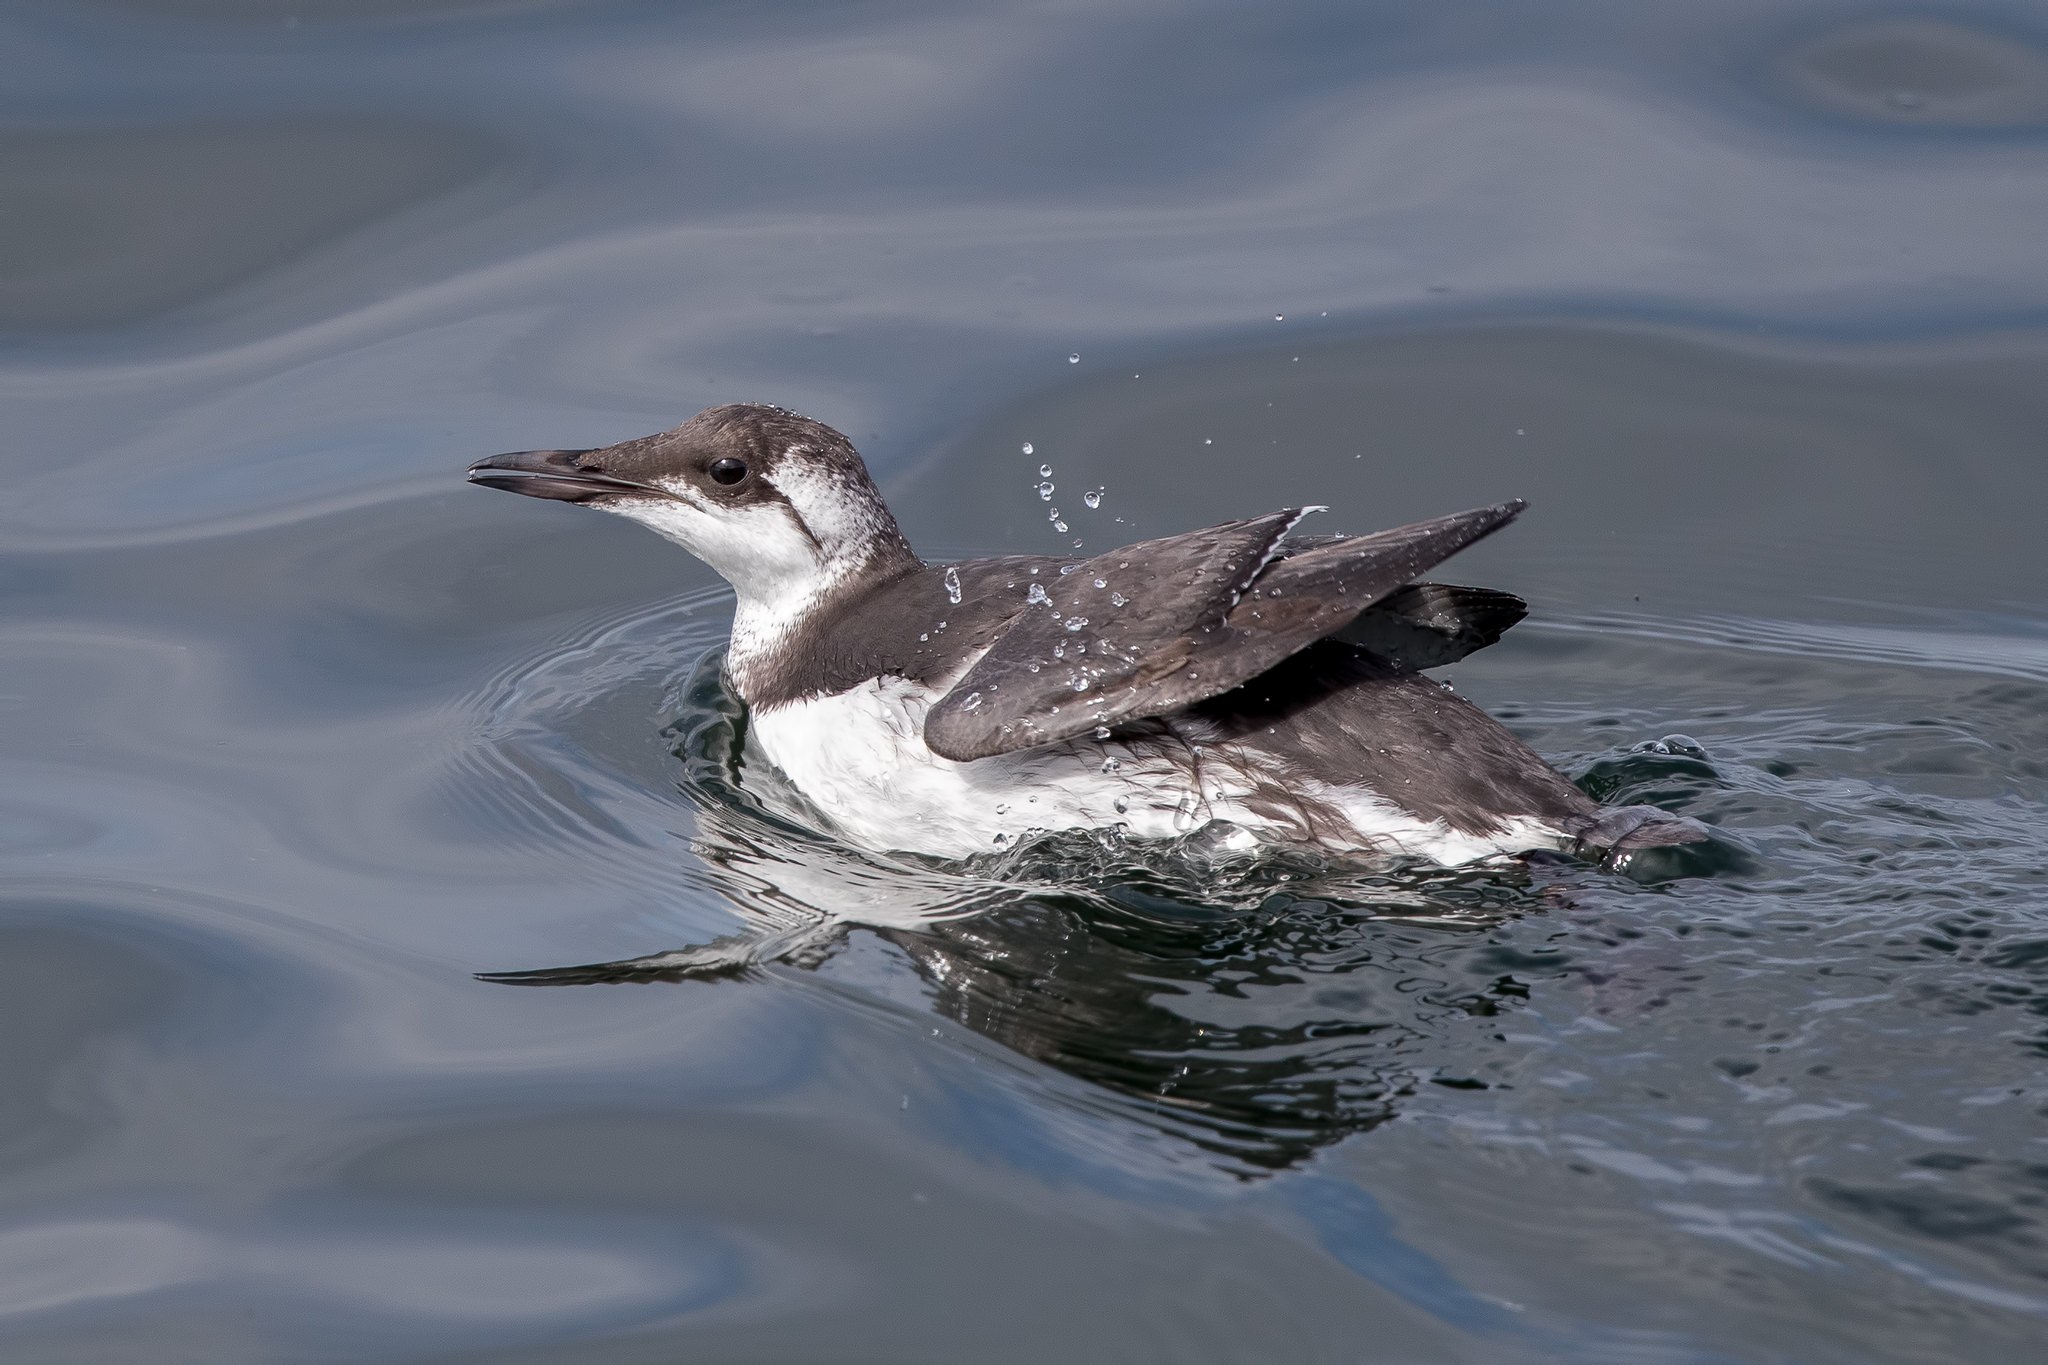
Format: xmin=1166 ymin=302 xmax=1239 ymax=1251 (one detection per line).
xmin=1026 ymin=663 xmax=1040 ymax=673
xmin=1053 ymin=520 xmax=1068 ymax=533
xmin=942 ymin=565 xmax=962 ymax=604
xmin=1068 ymin=352 xmax=1080 ymax=364
xmin=1274 ymin=313 xmax=1284 ymax=321
xmin=1037 ymin=481 xmax=1055 ymax=501
xmin=1072 ymin=538 xmax=1083 ymax=547
xmin=918 ymin=632 xmax=928 ymax=642
xmin=1047 ymin=507 xmax=1060 ymax=522
xmin=1100 ymin=756 xmax=1120 ymax=773
xmin=1065 ymin=617 xmax=1088 ymax=632
xmin=962 ymin=691 xmax=982 ymax=710
xmin=1026 ymin=583 xmax=1050 ymax=605
xmin=1093 ymin=726 xmax=1111 ymax=740
xmin=1039 ymin=463 xmax=1052 ymax=478
xmin=1110 ymin=591 xmax=1126 ymax=606
xmin=995 ymin=803 xmax=1008 ymax=814
xmin=1021 ymin=442 xmax=1034 ymax=456
xmin=1092 ymin=577 xmax=1106 ymax=589
xmin=1113 ymin=796 xmax=1130 ymax=814
xmin=1203 ymin=438 xmax=1212 ymax=445
xmin=1083 ymin=490 xmax=1101 ymax=509
xmin=1072 ymin=676 xmax=1089 ymax=691
xmin=1052 ymin=643 xmax=1065 ymax=659
xmin=993 ymin=832 xmax=1007 ymax=845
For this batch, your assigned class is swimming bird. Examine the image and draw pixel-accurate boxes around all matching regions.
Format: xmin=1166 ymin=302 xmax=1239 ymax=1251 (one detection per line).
xmin=468 ymin=402 xmax=1701 ymax=865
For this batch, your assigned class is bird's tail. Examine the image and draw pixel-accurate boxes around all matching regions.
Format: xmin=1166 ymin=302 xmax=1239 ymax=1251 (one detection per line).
xmin=1565 ymin=804 xmax=1710 ymax=857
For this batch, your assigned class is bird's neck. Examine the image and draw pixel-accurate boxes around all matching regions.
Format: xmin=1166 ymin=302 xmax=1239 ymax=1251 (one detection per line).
xmin=724 ymin=540 xmax=919 ymax=704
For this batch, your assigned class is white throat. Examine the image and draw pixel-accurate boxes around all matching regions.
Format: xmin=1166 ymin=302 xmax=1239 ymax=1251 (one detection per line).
xmin=598 ymin=459 xmax=903 ymax=699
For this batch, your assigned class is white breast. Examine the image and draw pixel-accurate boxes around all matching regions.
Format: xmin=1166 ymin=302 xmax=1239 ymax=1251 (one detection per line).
xmin=745 ymin=677 xmax=1195 ymax=859
xmin=741 ymin=675 xmax=1561 ymax=865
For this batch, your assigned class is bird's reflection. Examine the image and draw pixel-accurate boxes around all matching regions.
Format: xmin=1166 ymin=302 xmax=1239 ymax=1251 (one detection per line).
xmin=481 ymin=653 xmax=1572 ymax=1173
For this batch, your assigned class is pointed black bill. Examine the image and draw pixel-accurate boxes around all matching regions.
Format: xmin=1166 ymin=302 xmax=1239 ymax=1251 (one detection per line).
xmin=466 ymin=448 xmax=656 ymax=503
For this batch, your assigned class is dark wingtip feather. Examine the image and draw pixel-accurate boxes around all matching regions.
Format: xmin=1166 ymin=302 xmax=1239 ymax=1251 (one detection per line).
xmin=1339 ymin=582 xmax=1528 ymax=668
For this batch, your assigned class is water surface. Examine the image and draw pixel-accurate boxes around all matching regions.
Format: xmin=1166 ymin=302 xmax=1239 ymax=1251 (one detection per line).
xmin=4 ymin=1 xmax=2048 ymax=1360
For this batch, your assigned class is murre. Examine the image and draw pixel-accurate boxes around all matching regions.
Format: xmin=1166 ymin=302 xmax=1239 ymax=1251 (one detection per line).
xmin=468 ymin=402 xmax=1703 ymax=866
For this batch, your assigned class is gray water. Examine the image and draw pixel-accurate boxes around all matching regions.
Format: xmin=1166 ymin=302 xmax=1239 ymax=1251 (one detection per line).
xmin=6 ymin=2 xmax=2048 ymax=1360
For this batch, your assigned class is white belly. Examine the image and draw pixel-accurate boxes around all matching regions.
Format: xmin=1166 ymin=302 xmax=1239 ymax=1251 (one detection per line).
xmin=741 ymin=677 xmax=1560 ymax=865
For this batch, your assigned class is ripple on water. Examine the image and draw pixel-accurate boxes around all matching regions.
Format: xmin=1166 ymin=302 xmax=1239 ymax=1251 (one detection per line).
xmin=1776 ymin=17 xmax=2048 ymax=128
xmin=437 ymin=588 xmax=732 ymax=905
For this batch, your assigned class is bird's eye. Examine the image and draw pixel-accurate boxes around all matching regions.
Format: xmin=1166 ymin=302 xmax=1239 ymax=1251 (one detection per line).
xmin=707 ymin=458 xmax=748 ymax=486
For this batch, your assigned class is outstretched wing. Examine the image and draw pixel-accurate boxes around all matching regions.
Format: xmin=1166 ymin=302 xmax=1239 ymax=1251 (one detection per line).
xmin=922 ymin=500 xmax=1525 ymax=761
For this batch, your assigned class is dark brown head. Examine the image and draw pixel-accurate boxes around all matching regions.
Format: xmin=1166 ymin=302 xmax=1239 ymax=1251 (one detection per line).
xmin=468 ymin=404 xmax=918 ymax=617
